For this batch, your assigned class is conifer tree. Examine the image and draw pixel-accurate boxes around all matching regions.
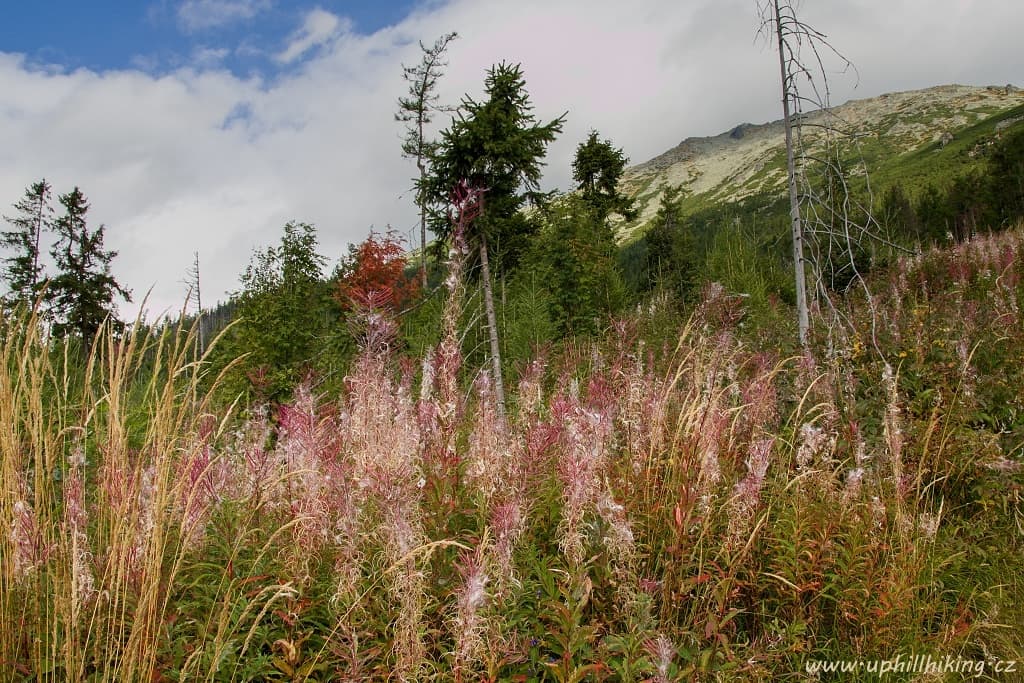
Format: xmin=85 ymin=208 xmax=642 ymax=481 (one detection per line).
xmin=1 ymin=179 xmax=52 ymax=308
xmin=989 ymin=127 xmax=1024 ymax=225
xmin=572 ymin=131 xmax=636 ymax=224
xmin=48 ymin=187 xmax=131 ymax=347
xmin=428 ymin=62 xmax=565 ymax=420
xmin=226 ymin=221 xmax=331 ymax=402
xmin=645 ymin=184 xmax=697 ymax=301
xmin=531 ymin=196 xmax=625 ymax=336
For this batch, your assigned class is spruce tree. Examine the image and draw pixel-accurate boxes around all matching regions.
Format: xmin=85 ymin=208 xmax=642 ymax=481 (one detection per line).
xmin=429 ymin=62 xmax=566 ymax=275
xmin=428 ymin=62 xmax=565 ymax=419
xmin=989 ymin=127 xmax=1024 ymax=225
xmin=1 ymin=179 xmax=52 ymax=308
xmin=224 ymin=221 xmax=331 ymax=402
xmin=572 ymin=131 xmax=636 ymax=224
xmin=48 ymin=187 xmax=131 ymax=347
xmin=645 ymin=184 xmax=697 ymax=301
xmin=531 ymin=196 xmax=626 ymax=336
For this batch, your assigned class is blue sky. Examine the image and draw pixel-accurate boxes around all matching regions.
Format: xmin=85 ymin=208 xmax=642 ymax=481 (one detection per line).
xmin=1 ymin=0 xmax=1022 ymax=319
xmin=1 ymin=1 xmax=418 ymax=74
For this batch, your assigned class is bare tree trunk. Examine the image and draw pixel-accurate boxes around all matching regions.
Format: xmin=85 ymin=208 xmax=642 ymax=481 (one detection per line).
xmin=774 ymin=0 xmax=810 ymax=346
xmin=417 ymin=156 xmax=428 ymax=289
xmin=191 ymin=251 xmax=205 ymax=356
xmin=478 ymin=234 xmax=507 ymax=422
xmin=31 ymin=188 xmax=44 ymax=294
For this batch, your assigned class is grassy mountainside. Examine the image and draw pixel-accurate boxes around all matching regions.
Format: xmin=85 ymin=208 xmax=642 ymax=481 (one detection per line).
xmin=618 ymin=84 xmax=1024 ymax=238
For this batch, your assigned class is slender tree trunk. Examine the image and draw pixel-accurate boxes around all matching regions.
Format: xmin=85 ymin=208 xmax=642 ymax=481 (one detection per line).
xmin=774 ymin=0 xmax=810 ymax=346
xmin=478 ymin=234 xmax=507 ymax=422
xmin=417 ymin=146 xmax=428 ymax=289
xmin=194 ymin=252 xmax=205 ymax=356
xmin=31 ymin=189 xmax=44 ymax=294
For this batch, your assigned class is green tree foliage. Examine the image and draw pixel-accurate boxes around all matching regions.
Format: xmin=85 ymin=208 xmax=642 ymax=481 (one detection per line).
xmin=47 ymin=187 xmax=131 ymax=347
xmin=705 ymin=220 xmax=792 ymax=311
xmin=878 ymin=182 xmax=921 ymax=244
xmin=643 ymin=184 xmax=697 ymax=302
xmin=429 ymin=62 xmax=565 ymax=275
xmin=221 ymin=221 xmax=334 ymax=403
xmin=903 ymin=127 xmax=1024 ymax=245
xmin=989 ymin=127 xmax=1024 ymax=225
xmin=528 ymin=197 xmax=625 ymax=336
xmin=396 ymin=31 xmax=458 ymax=287
xmin=1 ymin=179 xmax=51 ymax=308
xmin=946 ymin=170 xmax=990 ymax=241
xmin=502 ymin=270 xmax=557 ymax=362
xmin=915 ymin=183 xmax=953 ymax=242
xmin=572 ymin=131 xmax=636 ymax=223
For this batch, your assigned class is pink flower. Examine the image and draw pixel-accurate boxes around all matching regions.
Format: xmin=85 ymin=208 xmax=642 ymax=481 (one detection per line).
xmin=450 ymin=544 xmax=489 ymax=679
xmin=63 ymin=464 xmax=95 ymax=621
xmin=489 ymin=500 xmax=525 ymax=590
xmin=9 ymin=499 xmax=43 ymax=582
xmin=644 ymin=634 xmax=675 ymax=683
xmin=727 ymin=437 xmax=774 ymax=549
xmin=552 ymin=390 xmax=613 ymax=567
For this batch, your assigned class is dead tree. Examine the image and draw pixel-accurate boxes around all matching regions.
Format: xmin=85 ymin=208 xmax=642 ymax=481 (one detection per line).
xmin=397 ymin=32 xmax=459 ymax=289
xmin=185 ymin=251 xmax=205 ymax=356
xmin=758 ymin=1 xmax=906 ymax=350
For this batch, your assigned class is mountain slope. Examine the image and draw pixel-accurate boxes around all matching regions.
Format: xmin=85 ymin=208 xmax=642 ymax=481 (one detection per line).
xmin=618 ymin=84 xmax=1024 ymax=237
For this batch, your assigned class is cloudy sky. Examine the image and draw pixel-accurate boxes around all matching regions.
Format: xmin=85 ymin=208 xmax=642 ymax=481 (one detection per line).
xmin=1 ymin=0 xmax=1021 ymax=319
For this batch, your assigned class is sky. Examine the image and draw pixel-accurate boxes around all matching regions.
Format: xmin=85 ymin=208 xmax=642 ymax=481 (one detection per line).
xmin=1 ymin=0 xmax=1022 ymax=320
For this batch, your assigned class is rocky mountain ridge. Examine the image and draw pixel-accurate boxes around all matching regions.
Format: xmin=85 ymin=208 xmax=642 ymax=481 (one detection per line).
xmin=618 ymin=84 xmax=1024 ymax=235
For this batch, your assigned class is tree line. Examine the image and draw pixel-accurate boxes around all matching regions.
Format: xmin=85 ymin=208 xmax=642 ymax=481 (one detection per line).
xmin=1 ymin=181 xmax=130 ymax=349
xmin=6 ymin=33 xmax=1022 ymax=404
xmin=205 ymin=53 xmax=643 ymax=405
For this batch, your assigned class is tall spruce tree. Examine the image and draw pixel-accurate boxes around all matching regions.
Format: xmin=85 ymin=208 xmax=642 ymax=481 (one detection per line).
xmin=1 ymin=179 xmax=52 ymax=308
xmin=48 ymin=187 xmax=131 ymax=347
xmin=430 ymin=63 xmax=566 ymax=273
xmin=429 ymin=62 xmax=565 ymax=419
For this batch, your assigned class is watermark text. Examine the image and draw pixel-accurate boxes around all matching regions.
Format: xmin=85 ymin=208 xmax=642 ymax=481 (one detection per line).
xmin=804 ymin=653 xmax=1018 ymax=678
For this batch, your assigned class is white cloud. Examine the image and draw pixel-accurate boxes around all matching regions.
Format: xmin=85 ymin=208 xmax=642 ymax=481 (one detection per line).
xmin=192 ymin=46 xmax=230 ymax=67
xmin=177 ymin=0 xmax=270 ymax=32
xmin=276 ymin=9 xmax=346 ymax=64
xmin=1 ymin=0 xmax=1023 ymax=319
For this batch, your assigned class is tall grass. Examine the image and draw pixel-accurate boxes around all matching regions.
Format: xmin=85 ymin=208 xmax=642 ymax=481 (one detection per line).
xmin=1 ymin=227 xmax=1021 ymax=681
xmin=0 ymin=308 xmax=234 ymax=681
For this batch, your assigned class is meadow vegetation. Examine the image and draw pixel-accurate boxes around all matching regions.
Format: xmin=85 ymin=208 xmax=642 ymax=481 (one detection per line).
xmin=1 ymin=218 xmax=1022 ymax=681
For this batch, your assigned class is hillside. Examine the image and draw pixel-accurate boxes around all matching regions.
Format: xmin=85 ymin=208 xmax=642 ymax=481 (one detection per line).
xmin=618 ymin=84 xmax=1024 ymax=237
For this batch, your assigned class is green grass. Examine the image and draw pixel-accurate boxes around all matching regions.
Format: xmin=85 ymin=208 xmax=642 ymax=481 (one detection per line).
xmin=868 ymin=102 xmax=1024 ymax=194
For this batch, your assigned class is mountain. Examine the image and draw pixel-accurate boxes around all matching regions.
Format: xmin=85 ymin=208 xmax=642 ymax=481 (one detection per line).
xmin=617 ymin=84 xmax=1024 ymax=237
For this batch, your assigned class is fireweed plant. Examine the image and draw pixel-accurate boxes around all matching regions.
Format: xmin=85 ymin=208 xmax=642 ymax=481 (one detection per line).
xmin=1 ymin=224 xmax=1022 ymax=680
